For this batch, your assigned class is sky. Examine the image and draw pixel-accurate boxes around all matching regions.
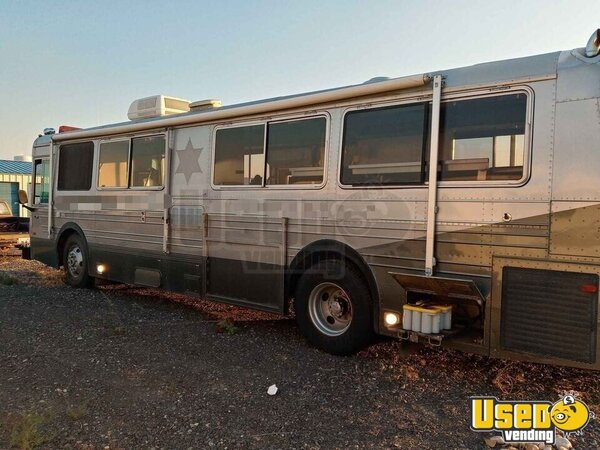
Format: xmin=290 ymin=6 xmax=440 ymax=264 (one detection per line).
xmin=0 ymin=0 xmax=597 ymax=159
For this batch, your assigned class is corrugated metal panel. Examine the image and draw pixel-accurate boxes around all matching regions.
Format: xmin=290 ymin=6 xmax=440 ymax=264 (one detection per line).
xmin=501 ymin=267 xmax=598 ymax=363
xmin=0 ymin=173 xmax=32 ymax=217
xmin=0 ymin=182 xmax=19 ymax=215
xmin=0 ymin=160 xmax=32 ymax=175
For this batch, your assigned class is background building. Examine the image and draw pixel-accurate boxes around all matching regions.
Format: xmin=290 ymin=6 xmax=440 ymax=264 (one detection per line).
xmin=0 ymin=157 xmax=33 ymax=217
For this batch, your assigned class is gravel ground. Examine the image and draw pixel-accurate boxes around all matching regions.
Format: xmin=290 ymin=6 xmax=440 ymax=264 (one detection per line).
xmin=1 ymin=254 xmax=599 ymax=449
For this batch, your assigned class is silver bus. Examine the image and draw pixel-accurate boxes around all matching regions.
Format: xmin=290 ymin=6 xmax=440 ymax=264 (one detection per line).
xmin=22 ymin=30 xmax=600 ymax=369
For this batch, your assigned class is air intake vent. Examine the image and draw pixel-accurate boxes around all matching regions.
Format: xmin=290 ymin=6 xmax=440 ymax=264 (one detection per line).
xmin=127 ymin=95 xmax=190 ymax=120
xmin=500 ymin=267 xmax=598 ymax=363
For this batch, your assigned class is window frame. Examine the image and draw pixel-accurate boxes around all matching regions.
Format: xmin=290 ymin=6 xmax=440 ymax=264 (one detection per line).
xmin=33 ymin=158 xmax=50 ymax=206
xmin=264 ymin=115 xmax=329 ymax=189
xmin=338 ymin=86 xmax=533 ymax=189
xmin=211 ymin=113 xmax=330 ymax=190
xmin=129 ymin=134 xmax=167 ymax=190
xmin=339 ymin=101 xmax=430 ymax=188
xmin=434 ymin=88 xmax=532 ymax=186
xmin=95 ymin=132 xmax=167 ymax=191
xmin=56 ymin=140 xmax=95 ymax=192
xmin=211 ymin=120 xmax=267 ymax=189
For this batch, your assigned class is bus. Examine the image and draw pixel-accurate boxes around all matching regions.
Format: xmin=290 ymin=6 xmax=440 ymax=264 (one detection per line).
xmin=22 ymin=29 xmax=600 ymax=369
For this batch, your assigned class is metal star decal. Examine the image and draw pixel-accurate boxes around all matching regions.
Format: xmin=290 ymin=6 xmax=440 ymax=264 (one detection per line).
xmin=175 ymin=138 xmax=203 ymax=183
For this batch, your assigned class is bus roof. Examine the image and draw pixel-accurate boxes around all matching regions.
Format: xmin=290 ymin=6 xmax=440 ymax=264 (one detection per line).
xmin=37 ymin=49 xmax=565 ymax=146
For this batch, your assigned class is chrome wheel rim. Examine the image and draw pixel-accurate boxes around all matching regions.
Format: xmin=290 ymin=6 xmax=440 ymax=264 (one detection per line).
xmin=308 ymin=282 xmax=353 ymax=336
xmin=66 ymin=245 xmax=84 ymax=278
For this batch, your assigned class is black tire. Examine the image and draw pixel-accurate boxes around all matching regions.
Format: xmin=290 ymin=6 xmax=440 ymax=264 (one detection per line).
xmin=295 ymin=259 xmax=373 ymax=355
xmin=62 ymin=234 xmax=93 ymax=288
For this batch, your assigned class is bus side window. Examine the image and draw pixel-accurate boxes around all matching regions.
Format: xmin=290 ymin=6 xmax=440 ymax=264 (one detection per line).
xmin=57 ymin=142 xmax=94 ymax=191
xmin=130 ymin=135 xmax=166 ymax=188
xmin=213 ymin=125 xmax=265 ymax=186
xmin=266 ymin=117 xmax=326 ymax=186
xmin=436 ymin=93 xmax=527 ymax=182
xmin=33 ymin=159 xmax=50 ymax=204
xmin=98 ymin=140 xmax=129 ymax=188
xmin=340 ymin=103 xmax=428 ymax=186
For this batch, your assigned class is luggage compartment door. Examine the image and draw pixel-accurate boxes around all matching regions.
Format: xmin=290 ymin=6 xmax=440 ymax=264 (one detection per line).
xmin=204 ymin=213 xmax=285 ymax=313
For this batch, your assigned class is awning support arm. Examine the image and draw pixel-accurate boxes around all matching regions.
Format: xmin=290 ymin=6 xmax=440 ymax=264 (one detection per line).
xmin=425 ymin=75 xmax=442 ymax=277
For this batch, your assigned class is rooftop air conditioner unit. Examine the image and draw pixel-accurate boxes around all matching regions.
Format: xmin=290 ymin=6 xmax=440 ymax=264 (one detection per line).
xmin=127 ymin=95 xmax=190 ymax=120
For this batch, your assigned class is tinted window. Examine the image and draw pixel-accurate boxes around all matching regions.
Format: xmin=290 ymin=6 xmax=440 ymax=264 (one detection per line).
xmin=266 ymin=117 xmax=326 ymax=185
xmin=34 ymin=159 xmax=50 ymax=204
xmin=130 ymin=135 xmax=165 ymax=187
xmin=214 ymin=125 xmax=265 ymax=186
xmin=341 ymin=103 xmax=428 ymax=186
xmin=0 ymin=202 xmax=10 ymax=215
xmin=436 ymin=94 xmax=527 ymax=181
xmin=57 ymin=142 xmax=94 ymax=191
xmin=98 ymin=140 xmax=129 ymax=188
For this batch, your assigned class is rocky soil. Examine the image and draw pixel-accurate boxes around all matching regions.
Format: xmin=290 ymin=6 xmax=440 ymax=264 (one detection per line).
xmin=0 ymin=254 xmax=599 ymax=449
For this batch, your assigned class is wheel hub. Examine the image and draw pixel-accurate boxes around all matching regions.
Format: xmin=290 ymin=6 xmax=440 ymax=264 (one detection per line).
xmin=329 ymin=299 xmax=343 ymax=316
xmin=67 ymin=246 xmax=83 ymax=277
xmin=309 ymin=282 xmax=353 ymax=336
xmin=328 ymin=296 xmax=348 ymax=318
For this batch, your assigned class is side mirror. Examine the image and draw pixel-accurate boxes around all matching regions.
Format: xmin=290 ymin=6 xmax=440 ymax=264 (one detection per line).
xmin=18 ymin=190 xmax=34 ymax=212
xmin=18 ymin=190 xmax=28 ymax=205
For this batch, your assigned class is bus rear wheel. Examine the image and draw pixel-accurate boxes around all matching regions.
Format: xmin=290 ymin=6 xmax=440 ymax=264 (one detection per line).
xmin=63 ymin=234 xmax=93 ymax=288
xmin=295 ymin=259 xmax=373 ymax=355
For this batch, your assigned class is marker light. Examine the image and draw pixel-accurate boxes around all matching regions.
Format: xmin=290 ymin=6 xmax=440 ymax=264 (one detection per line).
xmin=580 ymin=284 xmax=598 ymax=293
xmin=58 ymin=125 xmax=81 ymax=133
xmin=384 ymin=312 xmax=400 ymax=327
xmin=96 ymin=264 xmax=107 ymax=274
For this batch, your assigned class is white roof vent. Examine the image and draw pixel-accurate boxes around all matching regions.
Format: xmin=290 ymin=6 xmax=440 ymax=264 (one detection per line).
xmin=363 ymin=76 xmax=390 ymax=84
xmin=127 ymin=95 xmax=190 ymax=120
xmin=189 ymin=99 xmax=222 ymax=111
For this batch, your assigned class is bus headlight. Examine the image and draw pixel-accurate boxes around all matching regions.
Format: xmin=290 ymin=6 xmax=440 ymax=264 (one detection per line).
xmin=96 ymin=264 xmax=107 ymax=274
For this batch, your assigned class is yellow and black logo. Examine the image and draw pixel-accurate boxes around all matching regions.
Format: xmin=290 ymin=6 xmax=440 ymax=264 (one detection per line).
xmin=550 ymin=396 xmax=591 ymax=432
xmin=471 ymin=395 xmax=592 ymax=444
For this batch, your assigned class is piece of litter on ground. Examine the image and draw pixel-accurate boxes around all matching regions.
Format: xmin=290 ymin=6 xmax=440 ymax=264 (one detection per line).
xmin=484 ymin=436 xmax=504 ymax=448
xmin=267 ymin=384 xmax=278 ymax=396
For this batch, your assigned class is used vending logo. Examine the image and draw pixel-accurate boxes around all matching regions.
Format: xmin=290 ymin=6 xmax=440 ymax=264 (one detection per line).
xmin=470 ymin=395 xmax=593 ymax=444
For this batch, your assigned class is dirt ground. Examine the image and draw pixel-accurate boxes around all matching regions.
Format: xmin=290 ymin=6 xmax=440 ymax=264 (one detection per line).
xmin=0 ymin=253 xmax=599 ymax=449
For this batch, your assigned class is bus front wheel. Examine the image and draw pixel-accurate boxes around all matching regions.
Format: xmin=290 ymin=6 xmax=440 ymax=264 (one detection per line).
xmin=295 ymin=259 xmax=373 ymax=355
xmin=63 ymin=234 xmax=93 ymax=288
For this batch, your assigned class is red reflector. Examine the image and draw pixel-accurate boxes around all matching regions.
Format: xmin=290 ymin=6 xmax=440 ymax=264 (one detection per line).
xmin=58 ymin=125 xmax=81 ymax=133
xmin=580 ymin=284 xmax=598 ymax=293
